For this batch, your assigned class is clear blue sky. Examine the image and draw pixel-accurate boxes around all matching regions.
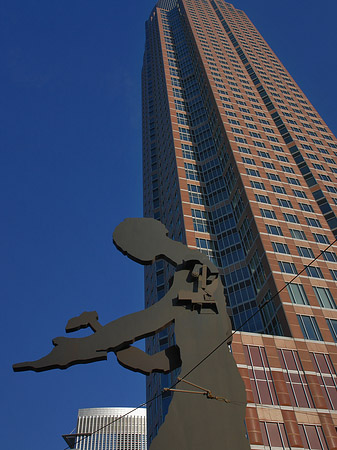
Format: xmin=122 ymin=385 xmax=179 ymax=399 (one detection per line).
xmin=1 ymin=1 xmax=337 ymax=449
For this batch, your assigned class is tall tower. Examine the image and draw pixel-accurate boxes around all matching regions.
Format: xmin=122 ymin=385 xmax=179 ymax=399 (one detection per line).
xmin=73 ymin=408 xmax=147 ymax=450
xmin=142 ymin=0 xmax=337 ymax=448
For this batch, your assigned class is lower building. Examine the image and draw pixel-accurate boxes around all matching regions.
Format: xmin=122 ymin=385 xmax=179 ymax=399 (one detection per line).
xmin=233 ymin=332 xmax=337 ymax=450
xmin=73 ymin=407 xmax=147 ymax=450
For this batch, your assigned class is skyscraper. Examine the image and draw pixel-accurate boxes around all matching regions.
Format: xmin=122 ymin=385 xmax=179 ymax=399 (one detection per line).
xmin=72 ymin=408 xmax=147 ymax=450
xmin=142 ymin=0 xmax=337 ymax=448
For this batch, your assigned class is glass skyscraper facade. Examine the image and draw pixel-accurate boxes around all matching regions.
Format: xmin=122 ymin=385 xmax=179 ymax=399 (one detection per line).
xmin=142 ymin=0 xmax=337 ymax=448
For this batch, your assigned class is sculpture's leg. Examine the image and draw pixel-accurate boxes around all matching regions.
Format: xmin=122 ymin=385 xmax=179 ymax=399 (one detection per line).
xmin=116 ymin=345 xmax=181 ymax=375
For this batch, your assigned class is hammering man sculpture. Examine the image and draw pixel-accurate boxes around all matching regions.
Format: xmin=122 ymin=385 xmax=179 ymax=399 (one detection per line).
xmin=13 ymin=218 xmax=249 ymax=450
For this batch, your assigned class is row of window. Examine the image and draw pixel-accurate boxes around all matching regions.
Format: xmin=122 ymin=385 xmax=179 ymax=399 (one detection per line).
xmin=232 ymin=123 xmax=334 ymax=152
xmin=242 ymin=155 xmax=299 ymax=173
xmin=250 ymin=177 xmax=314 ymax=199
xmin=260 ymin=421 xmax=328 ymax=450
xmin=249 ymin=170 xmax=304 ymax=188
xmin=264 ymin=219 xmax=330 ymax=243
xmin=272 ymin=241 xmax=337 ymax=264
xmin=277 ymin=261 xmax=326 ymax=280
xmin=244 ymin=345 xmax=337 ymax=411
xmin=287 ymin=283 xmax=335 ymax=309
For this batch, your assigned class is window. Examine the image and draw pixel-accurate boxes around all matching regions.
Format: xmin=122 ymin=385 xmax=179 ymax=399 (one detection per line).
xmin=312 ymin=163 xmax=325 ymax=170
xmin=255 ymin=194 xmax=271 ymax=204
xmin=323 ymin=251 xmax=337 ymax=262
xmin=228 ymin=119 xmax=240 ymax=126
xmin=243 ymin=345 xmax=278 ymax=405
xmin=297 ymin=315 xmax=323 ymax=340
xmin=287 ymin=283 xmax=309 ymax=305
xmin=286 ymin=176 xmax=301 ymax=185
xmin=259 ymin=422 xmax=290 ymax=449
xmin=324 ymin=156 xmax=336 ymax=164
xmin=278 ymin=198 xmax=293 ymax=208
xmin=272 ymin=185 xmax=286 ymax=194
xmin=266 ymin=224 xmax=283 ymax=235
xmin=299 ymin=425 xmax=329 ymax=450
xmin=310 ymin=352 xmax=337 ymax=410
xmin=325 ymin=185 xmax=337 ymax=193
xmin=299 ymin=202 xmax=314 ymax=212
xmin=272 ymin=146 xmax=285 ymax=155
xmin=281 ymin=165 xmax=294 ymax=173
xmin=238 ymin=145 xmax=251 ymax=154
xmin=246 ymin=168 xmax=260 ymax=177
xmin=245 ymin=122 xmax=257 ymax=130
xmin=297 ymin=246 xmax=314 ymax=258
xmin=306 ymin=266 xmax=324 ymax=278
xmin=267 ymin=173 xmax=280 ymax=181
xmin=231 ymin=127 xmax=244 ymax=134
xmin=223 ymin=102 xmax=234 ymax=110
xmin=319 ymin=174 xmax=332 ymax=181
xmin=326 ymin=319 xmax=337 ymax=342
xmin=313 ymin=286 xmax=336 ymax=309
xmin=318 ymin=148 xmax=329 ymax=155
xmin=192 ymin=209 xmax=209 ymax=233
xmin=257 ymin=150 xmax=270 ymax=158
xmin=242 ymin=157 xmax=256 ymax=165
xmin=276 ymin=154 xmax=289 ymax=162
xmin=187 ymin=184 xmax=204 ymax=205
xmin=330 ymin=269 xmax=337 ymax=281
xmin=259 ymin=119 xmax=270 ymax=125
xmin=267 ymin=135 xmax=279 ymax=142
xmin=260 ymin=208 xmax=276 ymax=219
xmin=251 ymin=181 xmax=265 ymax=190
xmin=283 ymin=213 xmax=299 ymax=223
xmin=195 ymin=238 xmax=216 ymax=260
xmin=292 ymin=189 xmax=307 ymax=198
xmin=272 ymin=242 xmax=290 ymax=254
xmin=262 ymin=161 xmax=275 ymax=169
xmin=278 ymin=349 xmax=314 ymax=408
xmin=313 ymin=233 xmax=330 ymax=244
xmin=263 ymin=127 xmax=275 ymax=134
xmin=290 ymin=229 xmax=307 ymax=240
xmin=184 ymin=162 xmax=199 ymax=180
xmin=278 ymin=261 xmax=297 ymax=274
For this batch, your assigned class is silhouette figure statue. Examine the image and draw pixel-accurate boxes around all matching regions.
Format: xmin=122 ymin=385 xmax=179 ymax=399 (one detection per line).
xmin=13 ymin=218 xmax=249 ymax=450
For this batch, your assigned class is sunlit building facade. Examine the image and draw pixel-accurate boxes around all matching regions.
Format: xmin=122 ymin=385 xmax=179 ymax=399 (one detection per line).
xmin=74 ymin=408 xmax=147 ymax=450
xmin=142 ymin=0 xmax=337 ymax=448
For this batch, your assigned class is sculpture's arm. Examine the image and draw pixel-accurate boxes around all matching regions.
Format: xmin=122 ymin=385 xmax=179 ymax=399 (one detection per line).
xmin=12 ymin=296 xmax=175 ymax=373
xmin=95 ymin=297 xmax=175 ymax=352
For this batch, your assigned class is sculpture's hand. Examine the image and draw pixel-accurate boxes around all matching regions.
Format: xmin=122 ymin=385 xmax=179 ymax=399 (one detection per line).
xmin=66 ymin=311 xmax=102 ymax=333
xmin=12 ymin=335 xmax=107 ymax=372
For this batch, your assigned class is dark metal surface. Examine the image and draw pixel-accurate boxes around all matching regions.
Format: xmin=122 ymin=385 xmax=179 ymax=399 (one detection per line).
xmin=13 ymin=218 xmax=249 ymax=449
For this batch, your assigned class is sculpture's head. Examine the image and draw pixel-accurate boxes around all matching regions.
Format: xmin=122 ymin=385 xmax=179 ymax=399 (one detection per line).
xmin=113 ymin=218 xmax=169 ymax=265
